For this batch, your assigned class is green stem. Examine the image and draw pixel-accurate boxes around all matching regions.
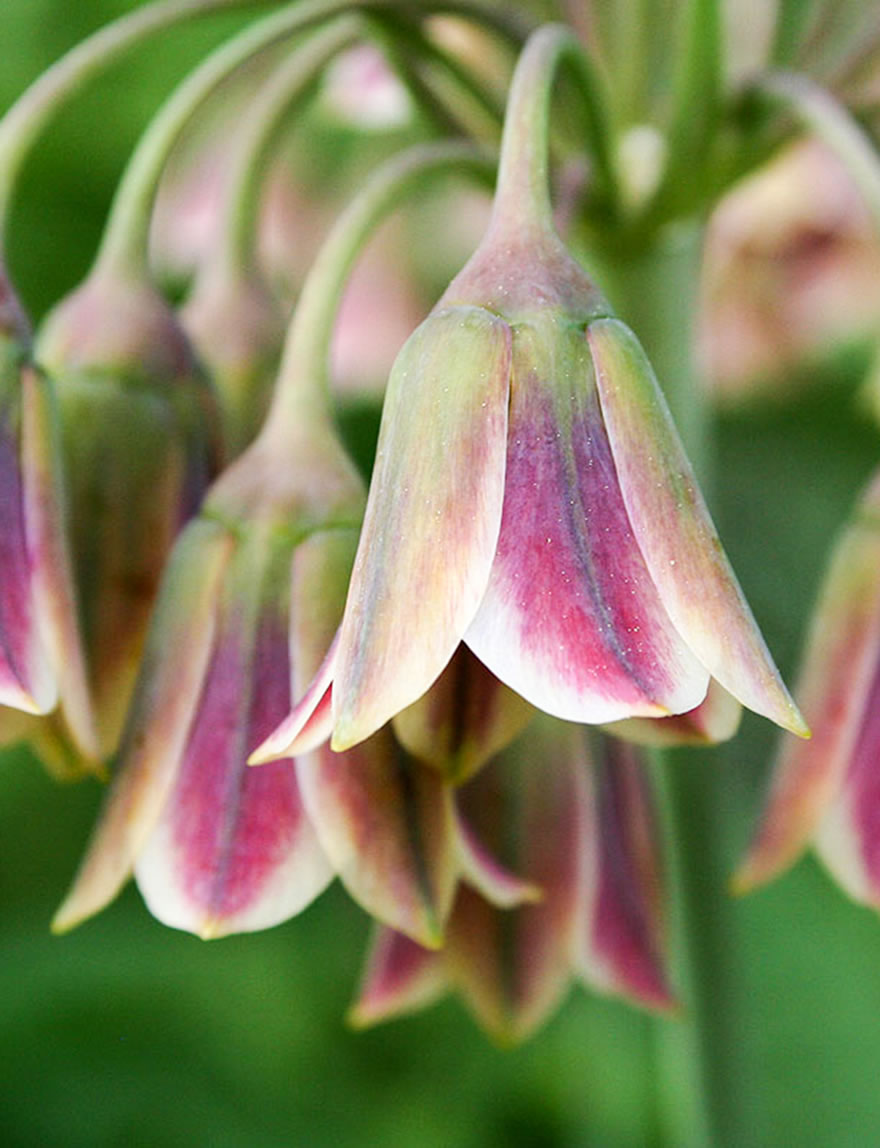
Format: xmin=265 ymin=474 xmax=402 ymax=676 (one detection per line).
xmin=0 ymin=0 xmax=286 ymax=251
xmin=372 ymin=11 xmax=507 ymax=137
xmin=260 ymin=141 xmax=494 ymax=438
xmin=488 ymin=24 xmax=617 ymax=241
xmin=92 ymin=0 xmax=526 ymax=282
xmin=217 ymin=18 xmax=362 ymax=282
xmin=595 ymin=223 xmax=750 ymax=1148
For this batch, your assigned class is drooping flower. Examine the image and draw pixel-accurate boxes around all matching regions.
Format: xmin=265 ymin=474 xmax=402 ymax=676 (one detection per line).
xmin=251 ymin=24 xmax=805 ymax=767
xmin=51 ymin=408 xmax=364 ymax=939
xmin=34 ymin=270 xmax=221 ymax=759
xmin=253 ymin=206 xmax=805 ymax=765
xmin=349 ymin=718 xmax=672 ymax=1043
xmin=737 ymin=469 xmax=880 ymax=904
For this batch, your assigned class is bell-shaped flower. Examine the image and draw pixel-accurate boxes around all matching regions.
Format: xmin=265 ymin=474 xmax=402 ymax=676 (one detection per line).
xmin=34 ymin=268 xmax=221 ymax=758
xmin=737 ymin=470 xmax=880 ymax=904
xmin=255 ymin=214 xmax=805 ymax=763
xmin=349 ymin=718 xmax=672 ymax=1043
xmin=0 ymin=265 xmax=97 ymax=766
xmin=51 ymin=402 xmax=365 ymax=939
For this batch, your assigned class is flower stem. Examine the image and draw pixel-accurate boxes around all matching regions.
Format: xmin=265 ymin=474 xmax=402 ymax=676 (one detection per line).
xmin=215 ymin=18 xmax=362 ymax=283
xmin=261 ymin=141 xmax=495 ymax=438
xmin=0 ymin=0 xmax=287 ymax=253
xmin=91 ymin=0 xmax=525 ymax=283
xmin=488 ymin=23 xmax=618 ymax=241
xmin=591 ymin=222 xmax=749 ymax=1148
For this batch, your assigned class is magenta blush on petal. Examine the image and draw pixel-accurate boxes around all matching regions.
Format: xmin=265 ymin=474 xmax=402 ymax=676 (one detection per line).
xmin=466 ymin=319 xmax=708 ymax=724
xmin=136 ymin=539 xmax=331 ymax=936
xmin=588 ymin=317 xmax=806 ymax=737
xmin=348 ymin=926 xmax=447 ymax=1028
xmin=0 ymin=402 xmax=54 ymax=713
xmin=815 ymin=653 xmax=880 ymax=906
xmin=583 ymin=736 xmax=672 ymax=1009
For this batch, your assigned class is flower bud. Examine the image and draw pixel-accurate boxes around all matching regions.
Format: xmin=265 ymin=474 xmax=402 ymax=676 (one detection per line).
xmin=35 ymin=270 xmax=221 ymax=757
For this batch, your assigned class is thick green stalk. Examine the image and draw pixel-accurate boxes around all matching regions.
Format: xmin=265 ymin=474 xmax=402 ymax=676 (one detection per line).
xmin=592 ymin=222 xmax=750 ymax=1148
xmin=260 ymin=141 xmax=494 ymax=439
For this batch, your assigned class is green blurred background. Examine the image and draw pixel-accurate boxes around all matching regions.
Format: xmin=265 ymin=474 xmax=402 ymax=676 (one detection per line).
xmin=3 ymin=3 xmax=880 ymax=1145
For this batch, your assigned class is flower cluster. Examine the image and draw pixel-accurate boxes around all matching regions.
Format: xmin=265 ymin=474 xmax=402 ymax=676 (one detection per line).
xmin=7 ymin=1 xmax=859 ymax=1044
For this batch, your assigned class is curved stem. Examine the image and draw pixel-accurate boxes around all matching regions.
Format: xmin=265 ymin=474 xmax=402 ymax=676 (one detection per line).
xmin=0 ymin=0 xmax=288 ymax=252
xmin=92 ymin=0 xmax=526 ymax=282
xmin=370 ymin=10 xmax=507 ymax=137
xmin=261 ymin=141 xmax=495 ymax=437
xmin=753 ymin=70 xmax=880 ymax=235
xmin=217 ymin=19 xmax=362 ymax=281
xmin=488 ymin=24 xmax=617 ymax=242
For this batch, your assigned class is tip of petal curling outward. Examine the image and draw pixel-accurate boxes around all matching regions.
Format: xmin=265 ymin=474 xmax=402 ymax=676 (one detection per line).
xmin=587 ymin=317 xmax=808 ymax=738
xmin=248 ymin=633 xmax=339 ymax=764
xmin=331 ymin=307 xmax=512 ymax=749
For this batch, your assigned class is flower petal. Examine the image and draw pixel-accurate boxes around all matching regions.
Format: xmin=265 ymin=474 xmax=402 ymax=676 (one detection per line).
xmin=450 ymin=717 xmax=590 ymax=1042
xmin=22 ymin=365 xmax=99 ymax=759
xmin=577 ymin=734 xmax=673 ymax=1009
xmin=52 ymin=521 xmax=233 ymax=933
xmin=813 ymin=649 xmax=880 ymax=907
xmin=297 ymin=729 xmax=458 ymax=947
xmin=135 ymin=529 xmax=332 ymax=937
xmin=348 ymin=925 xmax=447 ymax=1029
xmin=603 ymin=679 xmax=742 ymax=747
xmin=736 ymin=500 xmax=880 ymax=892
xmin=466 ymin=317 xmax=709 ymax=723
xmin=0 ymin=377 xmax=55 ymax=715
xmin=454 ymin=806 xmax=542 ymax=909
xmin=332 ymin=306 xmax=511 ymax=749
xmin=588 ymin=317 xmax=807 ymax=736
xmin=393 ymin=644 xmax=535 ymax=784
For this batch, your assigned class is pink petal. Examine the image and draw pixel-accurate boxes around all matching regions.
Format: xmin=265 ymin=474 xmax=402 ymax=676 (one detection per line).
xmin=588 ymin=317 xmax=807 ymax=736
xmin=0 ymin=381 xmax=55 ymax=714
xmin=466 ymin=318 xmax=709 ymax=723
xmin=249 ymin=527 xmax=359 ymax=765
xmin=348 ymin=925 xmax=447 ymax=1028
xmin=578 ymin=734 xmax=673 ymax=1009
xmin=392 ymin=644 xmax=535 ymax=784
xmin=736 ymin=494 xmax=880 ymax=892
xmin=52 ymin=521 xmax=234 ymax=933
xmin=450 ymin=717 xmax=590 ymax=1041
xmin=454 ymin=807 xmax=541 ymax=909
xmin=603 ymin=679 xmax=742 ymax=747
xmin=297 ymin=729 xmax=458 ymax=947
xmin=249 ymin=634 xmax=338 ymax=763
xmin=136 ymin=531 xmax=332 ymax=937
xmin=813 ymin=650 xmax=880 ymax=906
xmin=332 ymin=306 xmax=511 ymax=749
xmin=21 ymin=366 xmax=99 ymax=760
